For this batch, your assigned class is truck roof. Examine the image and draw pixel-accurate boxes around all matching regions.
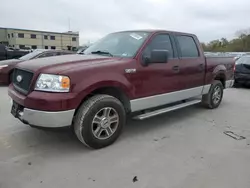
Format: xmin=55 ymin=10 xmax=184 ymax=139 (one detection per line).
xmin=113 ymin=29 xmax=195 ymax=36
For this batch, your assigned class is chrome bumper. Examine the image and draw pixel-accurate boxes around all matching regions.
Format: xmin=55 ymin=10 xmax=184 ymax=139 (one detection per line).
xmin=17 ymin=108 xmax=75 ymax=128
xmin=225 ymin=79 xmax=234 ymax=88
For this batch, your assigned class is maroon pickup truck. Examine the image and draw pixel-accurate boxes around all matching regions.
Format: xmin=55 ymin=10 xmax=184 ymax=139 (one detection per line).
xmin=8 ymin=30 xmax=235 ymax=149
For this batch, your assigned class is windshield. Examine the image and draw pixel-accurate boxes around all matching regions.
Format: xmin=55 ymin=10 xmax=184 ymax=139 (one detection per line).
xmin=236 ymin=56 xmax=250 ymax=65
xmin=19 ymin=50 xmax=44 ymax=60
xmin=83 ymin=31 xmax=150 ymax=58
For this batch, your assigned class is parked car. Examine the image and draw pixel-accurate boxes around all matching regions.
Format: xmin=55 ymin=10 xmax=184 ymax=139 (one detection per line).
xmin=76 ymin=46 xmax=88 ymax=54
xmin=234 ymin=55 xmax=250 ymax=86
xmin=0 ymin=49 xmax=74 ymax=85
xmin=0 ymin=44 xmax=29 ymax=61
xmin=8 ymin=30 xmax=235 ymax=149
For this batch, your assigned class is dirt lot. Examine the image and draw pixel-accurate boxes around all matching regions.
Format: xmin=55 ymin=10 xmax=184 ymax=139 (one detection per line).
xmin=0 ymin=86 xmax=250 ymax=188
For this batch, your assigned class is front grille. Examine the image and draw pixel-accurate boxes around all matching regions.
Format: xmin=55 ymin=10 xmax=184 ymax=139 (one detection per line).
xmin=13 ymin=68 xmax=34 ymax=95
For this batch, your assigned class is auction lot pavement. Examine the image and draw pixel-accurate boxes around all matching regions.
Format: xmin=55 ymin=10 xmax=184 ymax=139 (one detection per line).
xmin=0 ymin=86 xmax=250 ymax=188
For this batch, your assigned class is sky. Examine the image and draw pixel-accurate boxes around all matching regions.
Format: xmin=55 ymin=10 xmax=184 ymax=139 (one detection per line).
xmin=0 ymin=0 xmax=250 ymax=45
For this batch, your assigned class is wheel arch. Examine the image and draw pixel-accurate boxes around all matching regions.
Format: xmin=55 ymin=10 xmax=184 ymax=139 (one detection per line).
xmin=74 ymin=85 xmax=132 ymax=118
xmin=212 ymin=65 xmax=227 ymax=88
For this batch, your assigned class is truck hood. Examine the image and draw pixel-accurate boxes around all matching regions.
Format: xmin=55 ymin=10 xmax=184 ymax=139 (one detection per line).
xmin=16 ymin=54 xmax=116 ymax=73
xmin=0 ymin=59 xmax=23 ymax=65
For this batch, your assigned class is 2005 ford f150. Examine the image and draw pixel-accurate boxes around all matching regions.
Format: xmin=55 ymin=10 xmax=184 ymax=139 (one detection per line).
xmin=8 ymin=30 xmax=235 ymax=149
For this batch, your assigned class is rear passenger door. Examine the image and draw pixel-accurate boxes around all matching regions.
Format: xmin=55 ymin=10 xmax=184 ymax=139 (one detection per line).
xmin=175 ymin=35 xmax=205 ymax=93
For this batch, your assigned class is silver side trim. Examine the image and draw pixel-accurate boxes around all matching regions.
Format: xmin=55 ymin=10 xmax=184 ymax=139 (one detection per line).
xmin=130 ymin=85 xmax=211 ymax=112
xmin=133 ymin=99 xmax=201 ymax=120
xmin=19 ymin=108 xmax=75 ymax=127
xmin=225 ymin=79 xmax=234 ymax=88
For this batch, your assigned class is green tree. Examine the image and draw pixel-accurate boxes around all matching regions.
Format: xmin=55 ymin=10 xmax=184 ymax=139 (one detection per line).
xmin=202 ymin=28 xmax=250 ymax=52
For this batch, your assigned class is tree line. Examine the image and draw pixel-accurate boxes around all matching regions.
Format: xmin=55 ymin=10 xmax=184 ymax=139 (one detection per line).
xmin=201 ymin=29 xmax=250 ymax=52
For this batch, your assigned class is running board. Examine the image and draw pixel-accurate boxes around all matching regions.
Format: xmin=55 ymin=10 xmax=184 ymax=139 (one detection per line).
xmin=133 ymin=99 xmax=201 ymax=120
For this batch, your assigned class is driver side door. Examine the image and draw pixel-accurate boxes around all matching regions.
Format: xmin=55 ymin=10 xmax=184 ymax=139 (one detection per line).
xmin=129 ymin=33 xmax=181 ymax=111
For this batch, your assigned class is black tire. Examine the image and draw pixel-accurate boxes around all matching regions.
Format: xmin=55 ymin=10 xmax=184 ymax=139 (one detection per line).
xmin=202 ymin=80 xmax=224 ymax=109
xmin=233 ymin=79 xmax=240 ymax=88
xmin=73 ymin=94 xmax=126 ymax=149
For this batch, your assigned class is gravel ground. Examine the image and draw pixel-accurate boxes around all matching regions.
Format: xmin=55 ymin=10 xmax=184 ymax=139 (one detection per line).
xmin=0 ymin=86 xmax=250 ymax=188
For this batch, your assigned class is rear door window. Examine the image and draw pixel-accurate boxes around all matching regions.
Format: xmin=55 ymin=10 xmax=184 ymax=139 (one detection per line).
xmin=176 ymin=35 xmax=199 ymax=58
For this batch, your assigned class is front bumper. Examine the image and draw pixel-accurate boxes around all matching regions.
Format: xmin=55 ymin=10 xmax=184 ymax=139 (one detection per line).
xmin=8 ymin=84 xmax=78 ymax=111
xmin=11 ymin=100 xmax=75 ymax=127
xmin=8 ymin=84 xmax=78 ymax=128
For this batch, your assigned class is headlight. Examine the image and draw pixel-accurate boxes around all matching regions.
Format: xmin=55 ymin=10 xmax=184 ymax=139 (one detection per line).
xmin=35 ymin=74 xmax=70 ymax=92
xmin=0 ymin=65 xmax=8 ymax=69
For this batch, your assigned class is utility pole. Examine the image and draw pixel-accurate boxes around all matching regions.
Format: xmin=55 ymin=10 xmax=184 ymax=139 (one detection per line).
xmin=68 ymin=17 xmax=71 ymax=31
xmin=68 ymin=17 xmax=72 ymax=50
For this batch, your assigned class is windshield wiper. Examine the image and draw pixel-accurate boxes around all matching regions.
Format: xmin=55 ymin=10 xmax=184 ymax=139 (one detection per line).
xmin=91 ymin=50 xmax=113 ymax=57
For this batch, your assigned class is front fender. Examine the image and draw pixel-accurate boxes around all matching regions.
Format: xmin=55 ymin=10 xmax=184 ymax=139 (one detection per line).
xmin=72 ymin=72 xmax=134 ymax=107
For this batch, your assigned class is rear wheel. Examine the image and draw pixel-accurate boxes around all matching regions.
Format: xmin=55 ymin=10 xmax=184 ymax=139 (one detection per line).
xmin=73 ymin=94 xmax=126 ymax=149
xmin=202 ymin=80 xmax=224 ymax=109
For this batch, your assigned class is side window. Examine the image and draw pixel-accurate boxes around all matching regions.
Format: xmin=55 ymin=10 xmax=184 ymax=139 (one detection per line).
xmin=56 ymin=52 xmax=65 ymax=56
xmin=176 ymin=35 xmax=199 ymax=58
xmin=37 ymin=52 xmax=56 ymax=58
xmin=143 ymin=34 xmax=173 ymax=59
xmin=37 ymin=53 xmax=47 ymax=58
xmin=60 ymin=52 xmax=71 ymax=55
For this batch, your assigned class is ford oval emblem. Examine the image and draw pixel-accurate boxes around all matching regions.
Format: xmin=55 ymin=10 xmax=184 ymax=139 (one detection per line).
xmin=16 ymin=75 xmax=23 ymax=82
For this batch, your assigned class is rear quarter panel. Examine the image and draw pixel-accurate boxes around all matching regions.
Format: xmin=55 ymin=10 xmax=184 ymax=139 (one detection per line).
xmin=205 ymin=56 xmax=235 ymax=85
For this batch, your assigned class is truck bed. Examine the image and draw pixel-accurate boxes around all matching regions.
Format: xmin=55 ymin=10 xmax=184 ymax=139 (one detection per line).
xmin=205 ymin=56 xmax=235 ymax=85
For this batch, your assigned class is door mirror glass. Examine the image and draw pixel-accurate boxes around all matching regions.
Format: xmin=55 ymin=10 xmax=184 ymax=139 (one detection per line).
xmin=142 ymin=49 xmax=168 ymax=66
xmin=150 ymin=49 xmax=168 ymax=63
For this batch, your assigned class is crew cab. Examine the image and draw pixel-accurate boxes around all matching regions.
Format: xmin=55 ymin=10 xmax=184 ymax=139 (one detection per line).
xmin=8 ymin=30 xmax=235 ymax=149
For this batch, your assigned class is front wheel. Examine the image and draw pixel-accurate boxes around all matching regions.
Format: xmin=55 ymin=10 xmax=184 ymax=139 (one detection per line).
xmin=73 ymin=94 xmax=126 ymax=149
xmin=202 ymin=80 xmax=224 ymax=109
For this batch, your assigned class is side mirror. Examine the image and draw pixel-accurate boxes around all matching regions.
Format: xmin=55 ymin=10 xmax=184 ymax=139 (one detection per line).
xmin=142 ymin=50 xmax=168 ymax=66
xmin=150 ymin=49 xmax=168 ymax=63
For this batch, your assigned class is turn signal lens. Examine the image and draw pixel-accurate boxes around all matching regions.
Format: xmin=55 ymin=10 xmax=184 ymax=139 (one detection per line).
xmin=61 ymin=76 xmax=70 ymax=89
